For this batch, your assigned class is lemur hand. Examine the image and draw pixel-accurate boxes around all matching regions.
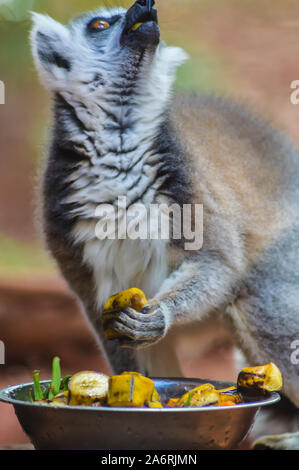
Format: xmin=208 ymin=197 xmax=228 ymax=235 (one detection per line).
xmin=102 ymin=301 xmax=167 ymax=349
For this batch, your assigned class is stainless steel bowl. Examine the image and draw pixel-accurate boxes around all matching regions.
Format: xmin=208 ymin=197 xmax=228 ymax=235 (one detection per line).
xmin=0 ymin=377 xmax=280 ymax=450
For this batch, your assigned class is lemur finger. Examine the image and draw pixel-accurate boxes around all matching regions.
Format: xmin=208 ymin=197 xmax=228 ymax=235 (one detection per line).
xmin=103 ymin=314 xmax=146 ymax=333
xmin=102 ymin=310 xmax=120 ymax=326
xmin=110 ymin=320 xmax=163 ymax=341
xmin=104 ymin=311 xmax=165 ymax=338
xmin=115 ymin=314 xmax=152 ymax=332
xmin=102 ymin=307 xmax=161 ymax=326
xmin=117 ymin=311 xmax=164 ymax=331
xmin=116 ymin=307 xmax=157 ymax=323
xmin=122 ymin=307 xmax=164 ymax=324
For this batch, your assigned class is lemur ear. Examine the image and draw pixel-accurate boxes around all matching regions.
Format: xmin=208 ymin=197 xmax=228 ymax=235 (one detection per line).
xmin=164 ymin=46 xmax=189 ymax=70
xmin=30 ymin=12 xmax=72 ymax=89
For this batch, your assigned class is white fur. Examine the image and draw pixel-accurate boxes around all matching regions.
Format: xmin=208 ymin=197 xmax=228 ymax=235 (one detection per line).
xmin=30 ymin=13 xmax=72 ymax=87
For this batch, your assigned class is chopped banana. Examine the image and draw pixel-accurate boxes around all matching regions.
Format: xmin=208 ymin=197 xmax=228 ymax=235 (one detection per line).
xmin=147 ymin=401 xmax=163 ymax=408
xmin=146 ymin=387 xmax=162 ymax=408
xmin=216 ymin=386 xmax=242 ymax=405
xmin=68 ymin=371 xmax=109 ymax=406
xmin=107 ymin=371 xmax=154 ymax=407
xmin=237 ymin=362 xmax=283 ymax=395
xmin=175 ymin=384 xmax=219 ymax=408
xmin=104 ymin=288 xmax=148 ymax=313
xmin=50 ymin=391 xmax=69 ymax=406
xmin=166 ymin=397 xmax=180 ymax=407
xmin=150 ymin=388 xmax=162 ymax=403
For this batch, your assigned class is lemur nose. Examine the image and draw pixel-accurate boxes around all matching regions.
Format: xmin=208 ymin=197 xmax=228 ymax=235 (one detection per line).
xmin=137 ymin=0 xmax=155 ymax=12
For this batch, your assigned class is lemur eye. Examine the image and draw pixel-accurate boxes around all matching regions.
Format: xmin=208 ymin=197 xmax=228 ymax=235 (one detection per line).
xmin=90 ymin=19 xmax=110 ymax=31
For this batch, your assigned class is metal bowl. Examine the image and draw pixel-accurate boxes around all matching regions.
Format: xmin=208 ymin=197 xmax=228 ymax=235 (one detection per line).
xmin=0 ymin=377 xmax=280 ymax=450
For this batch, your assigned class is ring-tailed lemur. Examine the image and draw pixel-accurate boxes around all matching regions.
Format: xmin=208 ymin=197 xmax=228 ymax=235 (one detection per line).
xmin=31 ymin=0 xmax=299 ymax=449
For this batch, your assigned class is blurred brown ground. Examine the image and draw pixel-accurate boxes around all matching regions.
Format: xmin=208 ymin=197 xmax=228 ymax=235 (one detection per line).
xmin=1 ymin=0 xmax=299 ymax=447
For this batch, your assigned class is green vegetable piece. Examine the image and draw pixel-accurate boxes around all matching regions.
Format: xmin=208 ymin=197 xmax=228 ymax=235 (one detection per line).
xmin=48 ymin=356 xmax=61 ymax=400
xmin=184 ymin=390 xmax=194 ymax=407
xmin=33 ymin=370 xmax=44 ymax=401
xmin=28 ymin=389 xmax=34 ymax=403
xmin=61 ymin=375 xmax=72 ymax=392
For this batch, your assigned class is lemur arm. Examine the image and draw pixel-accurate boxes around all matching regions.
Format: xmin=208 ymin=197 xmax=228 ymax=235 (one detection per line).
xmin=102 ymin=251 xmax=238 ymax=349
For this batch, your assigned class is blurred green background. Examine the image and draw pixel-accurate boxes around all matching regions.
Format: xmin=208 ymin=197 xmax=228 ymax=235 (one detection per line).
xmin=0 ymin=0 xmax=299 ymax=278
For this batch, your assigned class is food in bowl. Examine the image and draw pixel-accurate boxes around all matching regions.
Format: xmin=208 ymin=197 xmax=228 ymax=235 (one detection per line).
xmin=29 ymin=357 xmax=283 ymax=408
xmin=237 ymin=362 xmax=283 ymax=395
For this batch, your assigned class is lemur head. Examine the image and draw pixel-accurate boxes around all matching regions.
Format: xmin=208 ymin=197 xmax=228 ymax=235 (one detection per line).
xmin=30 ymin=0 xmax=188 ymax=105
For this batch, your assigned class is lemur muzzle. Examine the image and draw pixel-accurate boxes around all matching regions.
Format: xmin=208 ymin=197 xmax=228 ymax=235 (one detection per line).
xmin=121 ymin=0 xmax=159 ymax=47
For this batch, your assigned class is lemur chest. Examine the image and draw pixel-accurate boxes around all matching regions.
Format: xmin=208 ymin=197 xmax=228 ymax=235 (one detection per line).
xmin=67 ymin=141 xmax=170 ymax=309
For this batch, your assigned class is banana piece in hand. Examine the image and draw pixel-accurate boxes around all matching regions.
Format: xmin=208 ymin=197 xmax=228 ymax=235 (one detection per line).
xmin=103 ymin=288 xmax=149 ymax=340
xmin=104 ymin=288 xmax=148 ymax=313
